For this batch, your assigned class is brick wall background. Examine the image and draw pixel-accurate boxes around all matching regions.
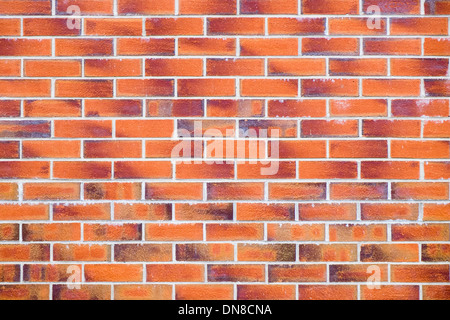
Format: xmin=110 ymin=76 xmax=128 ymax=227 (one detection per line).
xmin=0 ymin=0 xmax=449 ymax=300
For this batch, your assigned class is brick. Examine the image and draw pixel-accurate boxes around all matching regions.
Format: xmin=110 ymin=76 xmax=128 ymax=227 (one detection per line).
xmin=116 ymin=120 xmax=173 ymax=138
xmin=0 ymin=285 xmax=50 ymax=300
xmin=56 ymin=80 xmax=113 ymax=98
xmin=147 ymin=18 xmax=203 ymax=36
xmin=423 ymin=286 xmax=450 ymax=300
xmin=425 ymin=80 xmax=450 ymax=97
xmin=207 ymin=183 xmax=264 ymax=201
xmin=302 ymin=79 xmax=359 ymax=97
xmin=208 ymin=18 xmax=264 ymax=35
xmin=268 ymin=18 xmax=325 ymax=35
xmin=240 ymin=38 xmax=298 ymax=56
xmin=329 ymin=224 xmax=387 ymax=242
xmin=179 ymin=38 xmax=236 ymax=56
xmin=241 ymin=79 xmax=298 ymax=97
xmin=114 ymin=161 xmax=172 ymax=179
xmin=85 ymin=18 xmax=142 ymax=36
xmin=0 ymin=100 xmax=20 ymax=117
xmin=53 ymin=161 xmax=112 ymax=179
xmin=267 ymin=224 xmax=325 ymax=241
xmin=115 ymin=204 xmax=172 ymax=221
xmin=360 ymin=244 xmax=419 ymax=262
xmin=0 ymin=19 xmax=21 ymax=36
xmin=268 ymin=100 xmax=327 ymax=118
xmin=392 ymin=224 xmax=449 ymax=241
xmin=392 ymin=99 xmax=449 ymax=117
xmin=175 ymin=203 xmax=233 ymax=221
xmin=55 ymin=39 xmax=113 ymax=56
xmin=23 ymin=183 xmax=81 ymax=201
xmin=53 ymin=285 xmax=110 ymax=300
xmin=0 ymin=142 xmax=19 ymax=159
xmin=0 ymin=224 xmax=19 ymax=241
xmin=424 ymin=120 xmax=450 ymax=138
xmin=0 ymin=59 xmax=21 ymax=76
xmin=330 ymin=140 xmax=388 ymax=158
xmin=269 ymin=183 xmax=326 ymax=200
xmin=298 ymin=285 xmax=357 ymax=300
xmin=118 ymin=0 xmax=174 ymax=14
xmin=241 ymin=0 xmax=297 ymax=14
xmin=361 ymin=285 xmax=419 ymax=300
xmin=117 ymin=38 xmax=174 ymax=56
xmin=24 ymin=100 xmax=82 ymax=117
xmin=23 ymin=223 xmax=80 ymax=241
xmin=330 ymin=264 xmax=388 ymax=282
xmin=208 ymin=264 xmax=265 ymax=282
xmin=237 ymin=203 xmax=295 ymax=221
xmin=238 ymin=244 xmax=296 ymax=262
xmin=363 ymin=79 xmax=421 ymax=97
xmin=391 ymin=59 xmax=449 ymax=77
xmin=298 ymin=244 xmax=357 ymax=262
xmin=299 ymin=161 xmax=358 ymax=179
xmin=303 ymin=0 xmax=359 ymax=14
xmin=207 ymin=59 xmax=264 ymax=76
xmin=392 ymin=265 xmax=449 ymax=283
xmin=54 ymin=120 xmax=112 ymax=138
xmin=268 ymin=58 xmax=326 ymax=76
xmin=362 ymin=204 xmax=419 ymax=221
xmin=0 ymin=205 xmax=49 ymax=221
xmin=53 ymin=244 xmax=111 ymax=261
xmin=330 ymin=99 xmax=388 ymax=117
xmin=363 ymin=0 xmax=420 ymax=14
xmin=53 ymin=203 xmax=111 ymax=221
xmin=424 ymin=38 xmax=450 ymax=56
xmin=302 ymin=38 xmax=359 ymax=56
xmin=302 ymin=120 xmax=359 ymax=137
xmin=299 ymin=204 xmax=357 ymax=221
xmin=331 ymin=183 xmax=388 ymax=200
xmin=85 ymin=264 xmax=143 ymax=282
xmin=0 ymin=80 xmax=51 ymax=97
xmin=56 ymin=0 xmax=113 ymax=15
xmin=24 ymin=18 xmax=80 ymax=36
xmin=0 ymin=264 xmax=20 ymax=282
xmin=0 ymin=183 xmax=18 ymax=201
xmin=147 ymin=264 xmax=204 ymax=282
xmin=329 ymin=18 xmax=387 ymax=35
xmin=330 ymin=58 xmax=387 ymax=76
xmin=85 ymin=183 xmax=141 ymax=200
xmin=84 ymin=224 xmax=142 ymax=241
xmin=146 ymin=58 xmax=202 ymax=77
xmin=177 ymin=243 xmax=234 ymax=261
xmin=206 ymin=223 xmax=264 ymax=241
xmin=0 ymin=0 xmax=51 ymax=15
xmin=0 ymin=244 xmax=50 ymax=262
xmin=84 ymin=140 xmax=142 ymax=158
xmin=268 ymin=265 xmax=326 ymax=282
xmin=24 ymin=264 xmax=81 ymax=282
xmin=85 ymin=99 xmax=142 ymax=117
xmin=364 ymin=38 xmax=421 ymax=55
xmin=146 ymin=223 xmax=203 ymax=241
xmin=363 ymin=120 xmax=421 ymax=137
xmin=85 ymin=59 xmax=142 ymax=77
xmin=237 ymin=285 xmax=295 ymax=300
xmin=422 ymin=244 xmax=450 ymax=262
xmin=425 ymin=162 xmax=450 ymax=180
xmin=114 ymin=285 xmax=172 ymax=300
xmin=391 ymin=18 xmax=448 ymax=36
xmin=177 ymin=285 xmax=234 ymax=300
xmin=146 ymin=183 xmax=203 ymax=200
xmin=179 ymin=0 xmax=236 ymax=15
xmin=0 ymin=162 xmax=50 ymax=179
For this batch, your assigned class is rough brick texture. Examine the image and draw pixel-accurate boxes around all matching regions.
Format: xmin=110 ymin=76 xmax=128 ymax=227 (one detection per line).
xmin=0 ymin=0 xmax=449 ymax=301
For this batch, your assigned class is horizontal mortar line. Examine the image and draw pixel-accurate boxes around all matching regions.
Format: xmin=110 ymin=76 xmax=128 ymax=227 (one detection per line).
xmin=1 ymin=240 xmax=449 ymax=244
xmin=3 ymin=35 xmax=449 ymax=38
xmin=4 ymin=14 xmax=450 ymax=17
xmin=1 ymin=55 xmax=450 ymax=59
xmin=2 ymin=76 xmax=450 ymax=79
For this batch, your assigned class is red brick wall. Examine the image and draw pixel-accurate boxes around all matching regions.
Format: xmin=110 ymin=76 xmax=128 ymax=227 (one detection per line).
xmin=0 ymin=0 xmax=449 ymax=300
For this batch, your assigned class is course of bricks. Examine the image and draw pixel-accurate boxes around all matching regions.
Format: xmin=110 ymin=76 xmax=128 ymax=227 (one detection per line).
xmin=0 ymin=0 xmax=449 ymax=300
